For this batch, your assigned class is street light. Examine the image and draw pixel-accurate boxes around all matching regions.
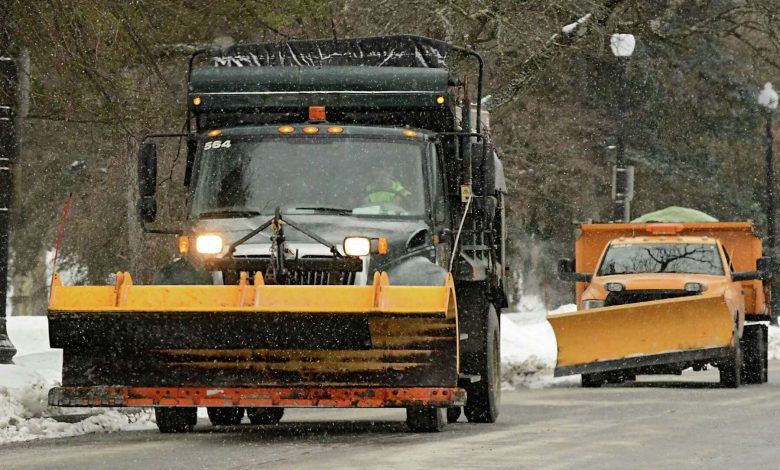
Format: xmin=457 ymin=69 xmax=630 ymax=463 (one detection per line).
xmin=610 ymin=34 xmax=635 ymax=223
xmin=758 ymin=81 xmax=778 ymax=325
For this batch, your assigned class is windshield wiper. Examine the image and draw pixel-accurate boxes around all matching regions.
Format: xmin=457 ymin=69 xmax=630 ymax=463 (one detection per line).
xmin=290 ymin=206 xmax=353 ymax=215
xmin=197 ymin=208 xmax=264 ymax=219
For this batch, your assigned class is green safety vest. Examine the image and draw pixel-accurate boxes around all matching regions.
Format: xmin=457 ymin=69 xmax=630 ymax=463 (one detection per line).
xmin=366 ymin=180 xmax=411 ymax=203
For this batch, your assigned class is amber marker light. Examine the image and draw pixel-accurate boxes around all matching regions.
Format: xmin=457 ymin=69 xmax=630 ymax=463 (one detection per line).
xmin=377 ymin=237 xmax=389 ymax=255
xmin=327 ymin=127 xmax=344 ymax=134
xmin=207 ymin=129 xmax=222 ymax=137
xmin=436 ymin=96 xmax=446 ymax=104
xmin=178 ymin=235 xmax=190 ymax=254
xmin=302 ymin=126 xmax=319 ymax=134
xmin=192 ymin=97 xmax=202 ymax=106
xmin=278 ymin=126 xmax=295 ymax=134
xmin=309 ymin=106 xmax=326 ymax=122
xmin=402 ymin=129 xmax=417 ymax=138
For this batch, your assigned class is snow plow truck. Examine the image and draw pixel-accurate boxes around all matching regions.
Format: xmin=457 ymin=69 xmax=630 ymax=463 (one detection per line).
xmin=46 ymin=35 xmax=509 ymax=433
xmin=553 ymin=215 xmax=771 ymax=388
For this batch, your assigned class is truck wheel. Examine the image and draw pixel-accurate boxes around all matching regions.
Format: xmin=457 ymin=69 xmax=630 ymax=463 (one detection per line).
xmin=605 ymin=370 xmax=636 ymax=384
xmin=719 ymin=335 xmax=742 ymax=388
xmin=207 ymin=407 xmax=244 ymax=426
xmin=581 ymin=373 xmax=605 ymax=388
xmin=463 ymin=305 xmax=501 ymax=423
xmin=155 ymin=407 xmax=197 ymax=433
xmin=247 ymin=408 xmax=284 ymax=425
xmin=406 ymin=407 xmax=445 ymax=432
xmin=741 ymin=324 xmax=768 ymax=384
xmin=446 ymin=407 xmax=461 ymax=423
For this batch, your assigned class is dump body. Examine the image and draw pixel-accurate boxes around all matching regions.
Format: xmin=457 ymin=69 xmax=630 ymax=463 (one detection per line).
xmin=551 ymin=222 xmax=769 ymax=382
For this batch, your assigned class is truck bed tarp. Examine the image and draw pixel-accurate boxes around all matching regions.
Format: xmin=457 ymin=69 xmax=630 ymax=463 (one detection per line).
xmin=631 ymin=206 xmax=718 ymax=223
xmin=209 ymin=35 xmax=451 ymax=69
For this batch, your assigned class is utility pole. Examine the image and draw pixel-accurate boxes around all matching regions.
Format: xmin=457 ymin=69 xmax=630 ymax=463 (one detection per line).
xmin=0 ymin=11 xmax=18 ymax=363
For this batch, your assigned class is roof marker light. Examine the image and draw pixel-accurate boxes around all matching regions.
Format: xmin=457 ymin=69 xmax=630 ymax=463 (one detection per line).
xmin=309 ymin=106 xmax=326 ymax=122
xmin=646 ymin=223 xmax=684 ymax=235
xmin=278 ymin=126 xmax=295 ymax=134
xmin=303 ymin=126 xmax=319 ymax=134
xmin=402 ymin=129 xmax=417 ymax=138
xmin=207 ymin=129 xmax=222 ymax=137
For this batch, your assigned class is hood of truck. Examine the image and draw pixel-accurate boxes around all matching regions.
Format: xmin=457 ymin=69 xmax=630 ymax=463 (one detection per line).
xmin=583 ymin=273 xmax=730 ymax=301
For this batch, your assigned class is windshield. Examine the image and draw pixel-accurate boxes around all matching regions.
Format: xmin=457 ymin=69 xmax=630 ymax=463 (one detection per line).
xmin=597 ymin=243 xmax=724 ymax=276
xmin=190 ymin=136 xmax=426 ymax=218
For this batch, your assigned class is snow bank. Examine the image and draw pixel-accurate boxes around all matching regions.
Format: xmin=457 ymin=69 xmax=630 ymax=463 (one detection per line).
xmin=500 ymin=296 xmax=579 ymax=389
xmin=767 ymin=325 xmax=780 ymax=360
xmin=1 ymin=317 xmax=154 ymax=445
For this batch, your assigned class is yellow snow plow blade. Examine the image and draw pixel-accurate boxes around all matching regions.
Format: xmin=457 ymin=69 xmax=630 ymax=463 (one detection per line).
xmin=48 ymin=271 xmax=459 ymax=389
xmin=548 ymin=293 xmax=734 ymax=377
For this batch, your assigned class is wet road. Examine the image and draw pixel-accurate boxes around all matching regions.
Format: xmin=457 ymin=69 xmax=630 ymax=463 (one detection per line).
xmin=2 ymin=363 xmax=780 ymax=469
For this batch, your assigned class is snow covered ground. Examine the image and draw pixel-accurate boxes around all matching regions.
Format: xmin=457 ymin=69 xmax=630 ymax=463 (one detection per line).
xmin=1 ymin=317 xmax=154 ymax=445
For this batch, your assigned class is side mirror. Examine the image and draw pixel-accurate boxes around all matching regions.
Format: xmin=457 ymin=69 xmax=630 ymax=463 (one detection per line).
xmin=558 ymin=258 xmax=593 ymax=283
xmin=184 ymin=137 xmax=197 ymax=186
xmin=137 ymin=142 xmax=157 ymax=223
xmin=733 ymin=256 xmax=773 ymax=282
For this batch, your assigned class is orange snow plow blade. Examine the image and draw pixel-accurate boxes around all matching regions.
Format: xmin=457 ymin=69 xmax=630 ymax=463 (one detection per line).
xmin=548 ymin=293 xmax=734 ymax=377
xmin=47 ymin=271 xmax=459 ymax=398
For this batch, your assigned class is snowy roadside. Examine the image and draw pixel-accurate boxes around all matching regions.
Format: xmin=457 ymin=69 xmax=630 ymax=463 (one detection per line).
xmin=1 ymin=317 xmax=155 ymax=445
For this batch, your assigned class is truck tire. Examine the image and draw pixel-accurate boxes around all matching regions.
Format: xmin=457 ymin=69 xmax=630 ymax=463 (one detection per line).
xmin=207 ymin=407 xmax=244 ymax=426
xmin=406 ymin=407 xmax=445 ymax=432
xmin=247 ymin=408 xmax=284 ymax=425
xmin=446 ymin=407 xmax=461 ymax=423
xmin=719 ymin=334 xmax=742 ymax=388
xmin=155 ymin=407 xmax=197 ymax=433
xmin=581 ymin=373 xmax=605 ymax=388
xmin=741 ymin=324 xmax=768 ymax=384
xmin=463 ymin=304 xmax=500 ymax=423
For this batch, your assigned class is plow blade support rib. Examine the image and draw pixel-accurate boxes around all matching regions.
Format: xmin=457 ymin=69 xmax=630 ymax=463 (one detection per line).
xmin=548 ymin=293 xmax=734 ymax=377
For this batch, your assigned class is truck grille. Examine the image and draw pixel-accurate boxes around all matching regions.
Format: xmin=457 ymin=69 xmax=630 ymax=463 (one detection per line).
xmin=288 ymin=270 xmax=357 ymax=286
xmin=605 ymin=290 xmax=698 ymax=306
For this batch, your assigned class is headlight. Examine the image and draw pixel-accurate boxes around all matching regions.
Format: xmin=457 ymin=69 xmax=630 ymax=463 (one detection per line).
xmin=195 ymin=234 xmax=224 ymax=255
xmin=343 ymin=237 xmax=371 ymax=257
xmin=605 ymin=282 xmax=625 ymax=292
xmin=684 ymin=282 xmax=706 ymax=292
xmin=582 ymin=300 xmax=605 ymax=310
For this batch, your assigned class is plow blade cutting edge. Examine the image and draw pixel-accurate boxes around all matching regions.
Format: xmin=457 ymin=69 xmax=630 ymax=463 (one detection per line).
xmin=47 ymin=271 xmax=460 ymax=403
xmin=548 ymin=293 xmax=734 ymax=377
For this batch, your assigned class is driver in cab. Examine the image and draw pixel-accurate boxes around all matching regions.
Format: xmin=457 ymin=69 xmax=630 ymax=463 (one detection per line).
xmin=364 ymin=166 xmax=411 ymax=207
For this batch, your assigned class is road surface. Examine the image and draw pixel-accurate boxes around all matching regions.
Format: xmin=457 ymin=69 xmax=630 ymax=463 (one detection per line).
xmin=2 ymin=363 xmax=780 ymax=469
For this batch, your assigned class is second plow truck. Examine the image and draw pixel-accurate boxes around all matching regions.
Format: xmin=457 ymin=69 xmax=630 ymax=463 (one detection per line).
xmin=46 ymin=36 xmax=509 ymax=433
xmin=553 ymin=219 xmax=772 ymax=387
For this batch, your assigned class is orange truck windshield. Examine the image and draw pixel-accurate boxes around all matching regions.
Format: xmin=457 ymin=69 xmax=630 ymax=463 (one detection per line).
xmin=597 ymin=243 xmax=724 ymax=276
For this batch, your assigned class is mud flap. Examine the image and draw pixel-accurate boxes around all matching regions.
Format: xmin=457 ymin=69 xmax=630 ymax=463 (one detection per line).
xmin=548 ymin=293 xmax=734 ymax=377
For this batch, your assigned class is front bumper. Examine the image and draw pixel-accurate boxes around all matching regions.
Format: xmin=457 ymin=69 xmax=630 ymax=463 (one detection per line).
xmin=49 ymin=386 xmax=466 ymax=408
